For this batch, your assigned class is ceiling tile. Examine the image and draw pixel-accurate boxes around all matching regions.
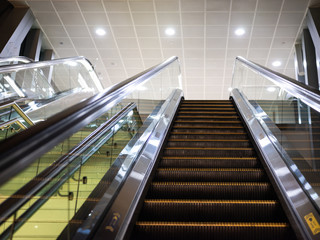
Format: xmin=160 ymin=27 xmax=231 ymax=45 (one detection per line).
xmin=182 ymin=12 xmax=205 ymax=25
xmin=275 ymin=26 xmax=300 ymax=38
xmin=55 ymin=48 xmax=77 ymax=58
xmin=112 ymin=26 xmax=136 ymax=38
xmin=230 ymin=12 xmax=254 ymax=25
xmin=132 ymin=12 xmax=157 ymax=25
xmin=278 ymin=12 xmax=305 ymax=26
xmin=135 ymin=26 xmax=159 ymax=37
xmin=282 ymin=0 xmax=309 ymax=12
xmin=250 ymin=38 xmax=272 ymax=48
xmin=78 ymin=1 xmax=104 ymax=12
xmin=102 ymin=58 xmax=123 ymax=69
xmin=108 ymin=13 xmax=133 ymax=25
xmin=206 ymin=26 xmax=228 ymax=38
xmin=254 ymin=12 xmax=279 ymax=26
xmin=248 ymin=49 xmax=269 ymax=59
xmin=268 ymin=48 xmax=291 ymax=59
xmin=50 ymin=37 xmax=73 ymax=49
xmin=141 ymin=49 xmax=163 ymax=58
xmin=184 ymin=49 xmax=205 ymax=59
xmin=206 ymin=0 xmax=230 ymax=11
xmin=44 ymin=26 xmax=68 ymax=38
xmin=257 ymin=0 xmax=282 ymax=12
xmin=251 ymin=26 xmax=276 ymax=37
xmin=123 ymin=58 xmax=144 ymax=68
xmin=185 ymin=59 xmax=205 ymax=68
xmin=77 ymin=48 xmax=100 ymax=59
xmin=161 ymin=38 xmax=183 ymax=48
xmin=205 ymin=59 xmax=225 ymax=69
xmin=59 ymin=12 xmax=85 ymax=25
xmin=83 ymin=12 xmax=109 ymax=25
xmin=52 ymin=2 xmax=80 ymax=12
xmin=232 ymin=0 xmax=257 ymax=11
xmin=157 ymin=12 xmax=180 ymax=25
xmin=119 ymin=48 xmax=141 ymax=58
xmin=206 ymin=38 xmax=227 ymax=49
xmin=206 ymin=49 xmax=226 ymax=59
xmin=184 ymin=38 xmax=204 ymax=48
xmin=138 ymin=38 xmax=161 ymax=49
xmin=93 ymin=37 xmax=117 ymax=49
xmin=129 ymin=1 xmax=154 ymax=12
xmin=180 ymin=0 xmax=205 ymax=12
xmin=229 ymin=26 xmax=252 ymax=37
xmin=65 ymin=26 xmax=90 ymax=37
xmin=116 ymin=38 xmax=139 ymax=48
xmin=104 ymin=2 xmax=129 ymax=12
xmin=183 ymin=26 xmax=205 ymax=38
xmin=226 ymin=49 xmax=248 ymax=59
xmin=27 ymin=1 xmax=54 ymax=12
xmin=155 ymin=0 xmax=179 ymax=11
xmin=72 ymin=38 xmax=95 ymax=49
xmin=206 ymin=12 xmax=229 ymax=25
xmin=33 ymin=12 xmax=61 ymax=25
xmin=271 ymin=38 xmax=295 ymax=48
xmin=228 ymin=38 xmax=250 ymax=48
xmin=98 ymin=49 xmax=120 ymax=58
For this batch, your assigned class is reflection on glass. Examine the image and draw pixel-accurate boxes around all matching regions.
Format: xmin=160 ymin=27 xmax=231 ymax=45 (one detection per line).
xmin=0 ymin=57 xmax=182 ymax=239
xmin=232 ymin=58 xmax=320 ymax=210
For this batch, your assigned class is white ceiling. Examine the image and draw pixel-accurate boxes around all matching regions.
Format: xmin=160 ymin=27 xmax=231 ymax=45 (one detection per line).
xmin=8 ymin=0 xmax=320 ymax=99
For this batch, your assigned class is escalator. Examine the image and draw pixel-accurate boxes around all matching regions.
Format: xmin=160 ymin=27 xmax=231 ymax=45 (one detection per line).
xmin=129 ymin=99 xmax=297 ymax=239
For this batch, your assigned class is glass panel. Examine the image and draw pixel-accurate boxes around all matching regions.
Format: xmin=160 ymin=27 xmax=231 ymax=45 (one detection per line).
xmin=0 ymin=58 xmax=181 ymax=239
xmin=232 ymin=59 xmax=320 ymax=211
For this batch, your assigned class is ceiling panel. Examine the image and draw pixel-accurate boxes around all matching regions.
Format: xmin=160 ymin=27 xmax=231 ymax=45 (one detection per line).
xmin=12 ymin=0 xmax=313 ymax=99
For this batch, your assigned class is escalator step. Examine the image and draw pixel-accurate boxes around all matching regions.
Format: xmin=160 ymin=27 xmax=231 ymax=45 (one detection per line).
xmin=166 ymin=139 xmax=251 ymax=148
xmin=178 ymin=111 xmax=238 ymax=115
xmin=169 ymin=132 xmax=248 ymax=140
xmin=176 ymin=115 xmax=239 ymax=120
xmin=171 ymin=128 xmax=246 ymax=133
xmin=173 ymin=122 xmax=243 ymax=127
xmin=147 ymin=182 xmax=275 ymax=200
xmin=159 ymin=157 xmax=260 ymax=168
xmin=154 ymin=168 xmax=267 ymax=182
xmin=179 ymin=107 xmax=236 ymax=111
xmin=163 ymin=147 xmax=256 ymax=157
xmin=132 ymin=221 xmax=293 ymax=240
xmin=139 ymin=199 xmax=285 ymax=222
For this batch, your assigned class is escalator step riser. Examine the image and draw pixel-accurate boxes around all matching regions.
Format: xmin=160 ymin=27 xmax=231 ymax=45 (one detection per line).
xmin=132 ymin=223 xmax=294 ymax=240
xmin=159 ymin=158 xmax=260 ymax=168
xmin=166 ymin=141 xmax=251 ymax=148
xmin=169 ymin=133 xmax=248 ymax=140
xmin=163 ymin=149 xmax=256 ymax=158
xmin=154 ymin=169 xmax=267 ymax=182
xmin=171 ymin=128 xmax=246 ymax=133
xmin=176 ymin=117 xmax=240 ymax=121
xmin=173 ymin=123 xmax=244 ymax=127
xmin=139 ymin=200 xmax=285 ymax=222
xmin=147 ymin=183 xmax=275 ymax=200
xmin=178 ymin=112 xmax=238 ymax=116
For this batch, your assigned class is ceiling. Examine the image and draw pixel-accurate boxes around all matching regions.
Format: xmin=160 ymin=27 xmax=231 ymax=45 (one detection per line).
xmin=8 ymin=0 xmax=320 ymax=99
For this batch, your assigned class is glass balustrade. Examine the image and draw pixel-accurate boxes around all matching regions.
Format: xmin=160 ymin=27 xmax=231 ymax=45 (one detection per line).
xmin=0 ymin=57 xmax=104 ymax=140
xmin=232 ymin=57 xmax=320 ymax=212
xmin=0 ymin=57 xmax=182 ymax=239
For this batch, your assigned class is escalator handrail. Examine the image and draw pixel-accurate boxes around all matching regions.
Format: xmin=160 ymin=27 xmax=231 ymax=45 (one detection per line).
xmin=0 ymin=56 xmax=33 ymax=65
xmin=236 ymin=56 xmax=320 ymax=113
xmin=0 ymin=103 xmax=137 ymax=238
xmin=0 ymin=56 xmax=179 ymax=185
xmin=0 ymin=56 xmax=92 ymax=73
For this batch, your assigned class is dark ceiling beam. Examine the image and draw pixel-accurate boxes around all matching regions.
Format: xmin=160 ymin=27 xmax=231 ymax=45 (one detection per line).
xmin=20 ymin=29 xmax=42 ymax=61
xmin=301 ymin=28 xmax=319 ymax=90
xmin=0 ymin=6 xmax=34 ymax=57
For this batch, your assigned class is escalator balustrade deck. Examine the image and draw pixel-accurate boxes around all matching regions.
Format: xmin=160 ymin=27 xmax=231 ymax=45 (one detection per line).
xmin=130 ymin=100 xmax=297 ymax=240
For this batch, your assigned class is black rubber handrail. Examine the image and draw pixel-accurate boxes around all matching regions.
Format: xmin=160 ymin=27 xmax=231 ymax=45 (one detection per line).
xmin=0 ymin=56 xmax=178 ymax=185
xmin=0 ymin=102 xmax=137 ymax=239
xmin=236 ymin=56 xmax=320 ymax=112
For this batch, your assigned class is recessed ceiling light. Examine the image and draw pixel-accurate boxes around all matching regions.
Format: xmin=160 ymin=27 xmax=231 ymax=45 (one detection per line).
xmin=272 ymin=61 xmax=282 ymax=67
xmin=95 ymin=28 xmax=106 ymax=36
xmin=165 ymin=28 xmax=175 ymax=36
xmin=235 ymin=28 xmax=245 ymax=36
xmin=267 ymin=86 xmax=276 ymax=92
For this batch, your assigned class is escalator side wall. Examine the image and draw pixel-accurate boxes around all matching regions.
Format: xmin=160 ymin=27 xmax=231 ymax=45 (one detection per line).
xmin=123 ymin=96 xmax=185 ymax=240
xmin=230 ymin=94 xmax=310 ymax=240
